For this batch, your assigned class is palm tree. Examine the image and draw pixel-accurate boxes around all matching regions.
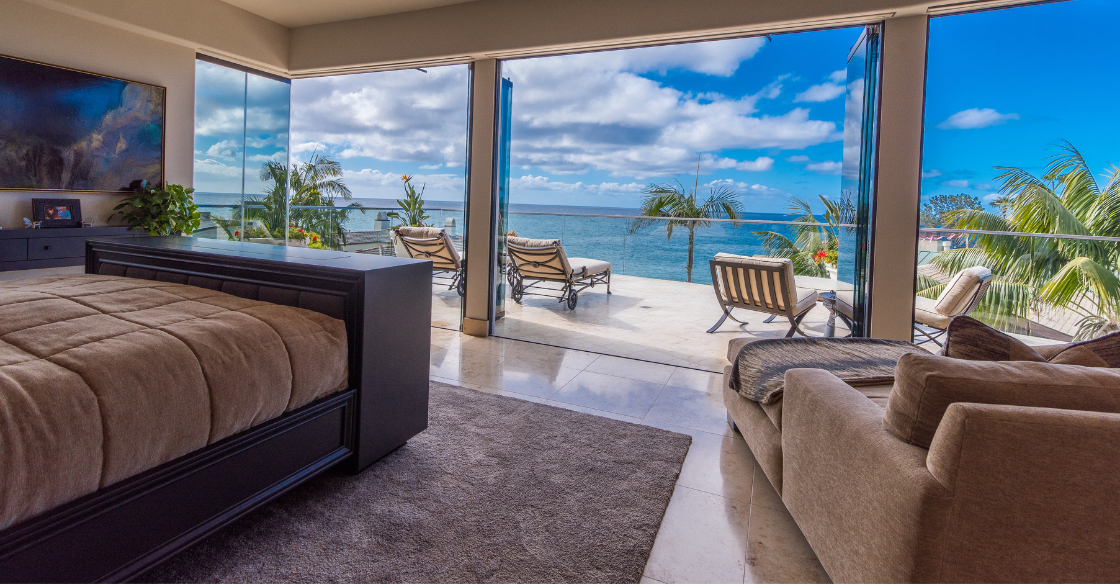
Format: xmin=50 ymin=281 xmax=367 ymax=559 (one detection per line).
xmin=927 ymin=141 xmax=1120 ymax=339
xmin=628 ymin=156 xmax=744 ymax=283
xmin=234 ymin=154 xmax=360 ymax=250
xmin=754 ymin=195 xmax=852 ymax=278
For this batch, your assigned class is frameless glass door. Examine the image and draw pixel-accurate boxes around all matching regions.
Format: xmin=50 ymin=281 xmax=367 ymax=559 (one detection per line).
xmin=837 ymin=25 xmax=882 ymax=336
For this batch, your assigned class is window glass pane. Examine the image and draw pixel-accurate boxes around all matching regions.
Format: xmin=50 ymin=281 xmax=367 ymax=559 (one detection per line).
xmin=919 ymin=0 xmax=1120 ymax=345
xmin=244 ymin=73 xmax=291 ymax=241
xmin=290 ymin=65 xmax=470 ymax=326
xmin=193 ymin=60 xmax=245 ymax=211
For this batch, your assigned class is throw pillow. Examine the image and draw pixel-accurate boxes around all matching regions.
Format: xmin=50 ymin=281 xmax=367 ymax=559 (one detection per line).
xmin=940 ymin=316 xmax=1046 ymax=362
xmin=943 ymin=316 xmax=1120 ymax=367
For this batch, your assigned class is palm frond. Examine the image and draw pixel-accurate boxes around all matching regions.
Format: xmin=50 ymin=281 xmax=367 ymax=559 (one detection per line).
xmin=1037 ymin=257 xmax=1120 ymax=315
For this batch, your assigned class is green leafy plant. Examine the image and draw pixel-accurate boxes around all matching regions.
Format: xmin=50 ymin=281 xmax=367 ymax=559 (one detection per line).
xmin=755 ymin=195 xmax=852 ymax=278
xmin=628 ymin=156 xmax=744 ymax=283
xmin=927 ymin=141 xmax=1120 ymax=339
xmin=111 ymin=184 xmax=201 ymax=236
xmin=388 ymin=175 xmax=431 ymax=228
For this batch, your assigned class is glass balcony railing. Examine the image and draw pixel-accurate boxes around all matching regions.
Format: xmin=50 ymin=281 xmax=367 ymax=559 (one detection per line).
xmin=917 ymin=227 xmax=1120 ymax=343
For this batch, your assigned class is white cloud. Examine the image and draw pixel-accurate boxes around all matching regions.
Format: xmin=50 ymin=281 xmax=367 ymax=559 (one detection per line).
xmin=512 ymin=175 xmax=645 ymax=195
xmin=806 ymin=160 xmax=842 ymax=174
xmin=937 ymin=108 xmax=1019 ymax=130
xmin=341 ymin=168 xmax=465 ymax=199
xmin=943 ymin=179 xmax=970 ymax=188
xmin=291 ymin=66 xmax=470 ymax=166
xmin=420 ymin=164 xmax=442 ymax=169
xmin=922 ymin=169 xmax=942 ymax=178
xmin=732 ymin=156 xmax=774 ymax=172
xmin=786 ymin=155 xmax=810 ymax=163
xmin=206 ymin=139 xmax=240 ymax=159
xmin=982 ymin=193 xmax=1002 ymax=204
xmin=502 ymin=42 xmax=840 ymax=179
xmin=794 ymin=70 xmax=846 ymax=103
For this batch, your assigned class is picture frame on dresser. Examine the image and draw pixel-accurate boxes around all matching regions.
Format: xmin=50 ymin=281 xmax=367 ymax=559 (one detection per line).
xmin=32 ymin=198 xmax=82 ymax=228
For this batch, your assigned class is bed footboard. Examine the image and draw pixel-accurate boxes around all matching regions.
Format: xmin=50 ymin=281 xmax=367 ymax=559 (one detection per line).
xmin=0 ymin=237 xmax=432 ymax=582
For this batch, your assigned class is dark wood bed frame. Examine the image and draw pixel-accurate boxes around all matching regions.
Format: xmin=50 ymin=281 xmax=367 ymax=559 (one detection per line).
xmin=0 ymin=237 xmax=433 ymax=583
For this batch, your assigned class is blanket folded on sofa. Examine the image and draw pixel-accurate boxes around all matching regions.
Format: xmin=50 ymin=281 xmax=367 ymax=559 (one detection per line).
xmin=729 ymin=338 xmax=923 ymax=404
xmin=0 ymin=274 xmax=348 ymax=531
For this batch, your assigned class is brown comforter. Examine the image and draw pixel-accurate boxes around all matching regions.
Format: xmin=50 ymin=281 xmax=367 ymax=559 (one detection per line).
xmin=0 ymin=274 xmax=348 ymax=530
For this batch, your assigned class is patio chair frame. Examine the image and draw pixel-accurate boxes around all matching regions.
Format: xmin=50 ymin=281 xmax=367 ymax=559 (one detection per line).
xmin=707 ymin=258 xmax=815 ymax=337
xmin=506 ymin=242 xmax=610 ymax=310
xmin=397 ymin=229 xmax=466 ymax=297
xmin=913 ymin=274 xmax=993 ymax=346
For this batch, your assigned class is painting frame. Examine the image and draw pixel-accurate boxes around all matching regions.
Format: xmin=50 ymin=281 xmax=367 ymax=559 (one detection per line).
xmin=32 ymin=198 xmax=83 ymax=228
xmin=0 ymin=53 xmax=166 ymax=194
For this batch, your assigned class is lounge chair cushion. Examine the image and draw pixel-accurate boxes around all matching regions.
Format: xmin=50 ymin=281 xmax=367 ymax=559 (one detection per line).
xmin=567 ymin=258 xmax=611 ymax=277
xmin=507 ymin=236 xmax=561 ymax=249
xmin=793 ymin=287 xmax=818 ymax=316
xmin=397 ymin=227 xmax=461 ymax=269
xmin=934 ymin=266 xmax=991 ymax=316
xmin=914 ymin=295 xmax=951 ymax=329
xmin=397 ymin=226 xmax=446 ymax=239
xmin=835 ymin=290 xmax=854 ymax=319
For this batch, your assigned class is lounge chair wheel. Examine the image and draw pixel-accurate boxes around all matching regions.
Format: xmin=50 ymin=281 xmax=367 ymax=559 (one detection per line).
xmin=512 ymin=283 xmax=524 ymax=303
xmin=567 ymin=291 xmax=578 ymax=309
xmin=456 ymin=276 xmax=466 ymax=297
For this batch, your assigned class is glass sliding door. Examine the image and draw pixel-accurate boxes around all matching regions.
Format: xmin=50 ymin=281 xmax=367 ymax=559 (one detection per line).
xmin=192 ymin=55 xmax=291 ymax=243
xmin=494 ymin=76 xmax=514 ymax=320
xmin=837 ymin=25 xmax=882 ymax=337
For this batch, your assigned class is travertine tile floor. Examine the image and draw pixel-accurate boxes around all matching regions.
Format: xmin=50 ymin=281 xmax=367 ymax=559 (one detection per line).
xmin=436 ymin=273 xmax=851 ymax=373
xmin=429 ymin=327 xmax=833 ymax=584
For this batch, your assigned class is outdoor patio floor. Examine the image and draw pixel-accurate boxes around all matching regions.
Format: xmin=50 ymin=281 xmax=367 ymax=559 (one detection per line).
xmin=433 ymin=273 xmax=851 ymax=373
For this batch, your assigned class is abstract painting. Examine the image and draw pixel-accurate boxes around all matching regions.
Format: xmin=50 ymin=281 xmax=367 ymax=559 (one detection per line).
xmin=0 ymin=55 xmax=165 ymax=192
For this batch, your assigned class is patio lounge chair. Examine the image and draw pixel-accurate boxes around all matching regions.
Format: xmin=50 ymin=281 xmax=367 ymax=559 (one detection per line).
xmin=396 ymin=226 xmax=466 ymax=296
xmin=505 ymin=236 xmax=611 ymax=309
xmin=707 ymin=253 xmax=818 ymax=336
xmin=830 ymin=265 xmax=992 ymax=345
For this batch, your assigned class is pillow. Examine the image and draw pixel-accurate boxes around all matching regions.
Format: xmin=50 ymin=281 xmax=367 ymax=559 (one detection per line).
xmin=883 ymin=351 xmax=1120 ymax=448
xmin=943 ymin=316 xmax=1120 ymax=367
xmin=941 ymin=316 xmax=1047 ymax=362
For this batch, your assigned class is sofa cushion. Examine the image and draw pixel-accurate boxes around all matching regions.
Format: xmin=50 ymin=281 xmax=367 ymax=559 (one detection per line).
xmin=883 ymin=352 xmax=1120 ymax=448
xmin=760 ymin=382 xmax=891 ymax=432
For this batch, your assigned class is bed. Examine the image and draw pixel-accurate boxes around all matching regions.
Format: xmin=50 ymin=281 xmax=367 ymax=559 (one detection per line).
xmin=0 ymin=237 xmax=433 ymax=582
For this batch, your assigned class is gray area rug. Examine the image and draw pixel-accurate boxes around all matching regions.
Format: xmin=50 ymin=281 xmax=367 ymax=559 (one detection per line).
xmin=143 ymin=381 xmax=691 ymax=583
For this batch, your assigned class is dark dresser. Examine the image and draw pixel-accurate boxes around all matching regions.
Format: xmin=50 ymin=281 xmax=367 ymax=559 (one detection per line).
xmin=0 ymin=226 xmax=146 ymax=271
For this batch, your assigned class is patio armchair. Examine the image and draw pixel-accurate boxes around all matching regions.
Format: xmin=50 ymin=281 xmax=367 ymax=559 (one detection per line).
xmin=396 ymin=226 xmax=466 ymax=296
xmin=829 ymin=265 xmax=992 ymax=344
xmin=505 ymin=236 xmax=611 ymax=309
xmin=707 ymin=253 xmax=818 ymax=337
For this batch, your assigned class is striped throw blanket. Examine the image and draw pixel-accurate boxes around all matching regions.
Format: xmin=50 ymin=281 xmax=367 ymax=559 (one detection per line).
xmin=729 ymin=338 xmax=924 ymax=404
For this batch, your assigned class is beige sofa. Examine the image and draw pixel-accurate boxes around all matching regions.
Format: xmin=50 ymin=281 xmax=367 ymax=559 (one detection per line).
xmin=723 ymin=339 xmax=1120 ymax=583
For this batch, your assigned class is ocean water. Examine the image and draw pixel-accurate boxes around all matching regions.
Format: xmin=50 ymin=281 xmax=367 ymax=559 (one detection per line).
xmin=196 ymin=194 xmax=813 ymax=286
xmin=350 ymin=199 xmax=811 ymax=286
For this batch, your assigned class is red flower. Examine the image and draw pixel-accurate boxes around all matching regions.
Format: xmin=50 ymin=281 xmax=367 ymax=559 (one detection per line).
xmin=234 ymin=231 xmax=240 ymax=237
xmin=814 ymin=250 xmax=827 ymax=263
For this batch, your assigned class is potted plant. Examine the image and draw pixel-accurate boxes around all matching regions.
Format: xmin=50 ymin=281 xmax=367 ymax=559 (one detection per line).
xmin=111 ymin=183 xmax=202 ymax=236
xmin=389 ymin=174 xmax=431 ymax=257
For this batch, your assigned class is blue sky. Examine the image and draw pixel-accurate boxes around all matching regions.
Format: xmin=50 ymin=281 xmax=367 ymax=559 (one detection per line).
xmin=922 ymin=0 xmax=1120 ymax=207
xmin=194 ymin=0 xmax=1119 ymax=214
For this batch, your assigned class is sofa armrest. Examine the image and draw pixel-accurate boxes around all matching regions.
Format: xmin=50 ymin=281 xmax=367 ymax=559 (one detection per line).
xmin=924 ymin=403 xmax=1120 ymax=583
xmin=781 ymin=369 xmax=952 ymax=583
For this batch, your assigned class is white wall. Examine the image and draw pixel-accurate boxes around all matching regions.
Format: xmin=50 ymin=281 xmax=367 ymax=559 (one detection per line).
xmin=0 ymin=0 xmax=196 ymax=230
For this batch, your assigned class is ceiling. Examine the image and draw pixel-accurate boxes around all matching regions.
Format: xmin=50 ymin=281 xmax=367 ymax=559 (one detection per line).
xmin=219 ymin=0 xmax=482 ymax=27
